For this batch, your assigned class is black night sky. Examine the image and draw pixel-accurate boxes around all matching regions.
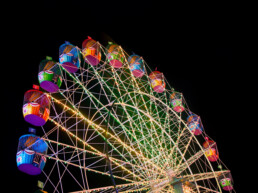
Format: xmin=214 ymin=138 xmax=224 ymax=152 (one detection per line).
xmin=2 ymin=1 xmax=257 ymax=192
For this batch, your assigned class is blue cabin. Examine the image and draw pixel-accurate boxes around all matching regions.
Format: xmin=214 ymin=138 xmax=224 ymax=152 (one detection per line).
xmin=186 ymin=112 xmax=203 ymax=135
xmin=16 ymin=134 xmax=48 ymax=175
xmin=59 ymin=41 xmax=80 ymax=73
xmin=128 ymin=54 xmax=145 ymax=77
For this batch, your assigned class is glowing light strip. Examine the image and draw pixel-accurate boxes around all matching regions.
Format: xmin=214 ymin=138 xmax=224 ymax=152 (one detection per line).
xmin=171 ymin=127 xmax=192 ymax=170
xmin=49 ymin=94 xmax=164 ymax=175
xmin=43 ymin=138 xmax=155 ymax=178
xmin=183 ymin=170 xmax=230 ymax=183
xmin=176 ymin=149 xmax=207 ymax=175
xmin=42 ymin=152 xmax=135 ymax=183
xmin=69 ymin=178 xmax=164 ymax=193
xmin=48 ymin=117 xmax=142 ymax=181
xmin=196 ymin=185 xmax=220 ymax=193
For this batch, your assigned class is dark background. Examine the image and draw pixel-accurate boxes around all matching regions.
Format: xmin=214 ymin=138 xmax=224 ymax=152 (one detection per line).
xmin=3 ymin=1 xmax=256 ymax=192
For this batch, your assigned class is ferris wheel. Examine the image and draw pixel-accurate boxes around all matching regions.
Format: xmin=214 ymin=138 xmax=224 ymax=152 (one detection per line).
xmin=16 ymin=36 xmax=235 ymax=193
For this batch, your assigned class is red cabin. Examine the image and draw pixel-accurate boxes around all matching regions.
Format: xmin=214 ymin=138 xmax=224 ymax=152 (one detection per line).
xmin=203 ymin=138 xmax=219 ymax=162
xmin=23 ymin=86 xmax=50 ymax=126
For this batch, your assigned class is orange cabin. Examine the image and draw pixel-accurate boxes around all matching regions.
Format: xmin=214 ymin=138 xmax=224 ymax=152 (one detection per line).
xmin=149 ymin=71 xmax=165 ymax=93
xmin=82 ymin=36 xmax=101 ymax=66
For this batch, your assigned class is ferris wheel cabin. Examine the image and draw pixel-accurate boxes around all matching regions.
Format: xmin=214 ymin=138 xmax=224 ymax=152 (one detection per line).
xmin=149 ymin=71 xmax=165 ymax=93
xmin=170 ymin=92 xmax=185 ymax=112
xmin=23 ymin=86 xmax=50 ymax=126
xmin=219 ymin=172 xmax=234 ymax=191
xmin=128 ymin=54 xmax=145 ymax=77
xmin=106 ymin=42 xmax=124 ymax=68
xmin=82 ymin=36 xmax=101 ymax=66
xmin=38 ymin=56 xmax=62 ymax=93
xmin=186 ymin=112 xmax=203 ymax=135
xmin=16 ymin=133 xmax=48 ymax=175
xmin=59 ymin=41 xmax=80 ymax=73
xmin=203 ymin=139 xmax=219 ymax=162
